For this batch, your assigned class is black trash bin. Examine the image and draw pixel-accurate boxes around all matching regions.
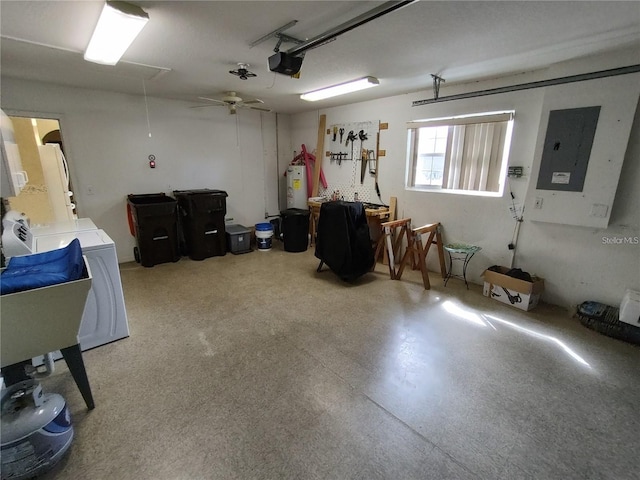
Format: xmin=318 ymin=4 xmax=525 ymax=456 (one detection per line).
xmin=173 ymin=189 xmax=228 ymax=260
xmin=127 ymin=193 xmax=180 ymax=267
xmin=280 ymin=208 xmax=310 ymax=252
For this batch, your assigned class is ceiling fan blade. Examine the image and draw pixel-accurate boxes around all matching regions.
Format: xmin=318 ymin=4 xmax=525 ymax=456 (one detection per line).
xmin=242 ymin=99 xmax=264 ymax=105
xmin=247 ymin=105 xmax=272 ymax=112
xmin=189 ymin=104 xmax=225 ymax=109
xmin=197 ymin=96 xmax=227 ymax=105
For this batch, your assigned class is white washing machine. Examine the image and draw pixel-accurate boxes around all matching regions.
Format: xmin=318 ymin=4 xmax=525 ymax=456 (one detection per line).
xmin=34 ymin=229 xmax=129 ymax=353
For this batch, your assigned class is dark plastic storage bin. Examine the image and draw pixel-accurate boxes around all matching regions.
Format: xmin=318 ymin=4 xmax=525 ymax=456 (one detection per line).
xmin=127 ymin=193 xmax=180 ymax=267
xmin=280 ymin=208 xmax=310 ymax=252
xmin=173 ymin=189 xmax=228 ymax=260
xmin=226 ymin=224 xmax=251 ymax=254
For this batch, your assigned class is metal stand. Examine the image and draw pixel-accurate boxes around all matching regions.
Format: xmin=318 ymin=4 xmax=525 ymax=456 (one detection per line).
xmin=61 ymin=344 xmax=95 ymax=410
xmin=444 ymin=244 xmax=481 ymax=289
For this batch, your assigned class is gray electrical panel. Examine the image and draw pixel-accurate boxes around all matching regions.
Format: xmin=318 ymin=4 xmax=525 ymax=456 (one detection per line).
xmin=536 ymin=106 xmax=600 ymax=192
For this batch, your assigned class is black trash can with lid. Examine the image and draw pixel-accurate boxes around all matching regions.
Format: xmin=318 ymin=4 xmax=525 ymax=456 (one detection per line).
xmin=127 ymin=193 xmax=180 ymax=267
xmin=280 ymin=208 xmax=310 ymax=252
xmin=173 ymin=189 xmax=228 ymax=260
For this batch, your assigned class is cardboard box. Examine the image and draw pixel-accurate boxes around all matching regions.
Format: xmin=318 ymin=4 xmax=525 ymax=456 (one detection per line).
xmin=482 ymin=266 xmax=544 ymax=311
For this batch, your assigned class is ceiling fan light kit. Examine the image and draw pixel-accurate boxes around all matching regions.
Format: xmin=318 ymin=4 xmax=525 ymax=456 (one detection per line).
xmin=84 ymin=1 xmax=149 ymax=65
xmin=229 ymin=63 xmax=257 ymax=80
xmin=301 ymin=76 xmax=380 ymax=102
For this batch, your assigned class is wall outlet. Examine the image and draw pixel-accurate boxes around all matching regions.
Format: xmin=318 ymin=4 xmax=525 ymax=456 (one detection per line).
xmin=534 ymin=197 xmax=543 ymax=209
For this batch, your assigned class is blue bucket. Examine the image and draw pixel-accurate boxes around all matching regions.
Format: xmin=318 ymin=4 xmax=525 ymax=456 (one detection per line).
xmin=255 ymin=222 xmax=273 ymax=251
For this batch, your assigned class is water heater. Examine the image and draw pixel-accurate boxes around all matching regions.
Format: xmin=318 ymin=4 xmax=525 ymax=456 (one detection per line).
xmin=286 ymin=165 xmax=307 ymax=209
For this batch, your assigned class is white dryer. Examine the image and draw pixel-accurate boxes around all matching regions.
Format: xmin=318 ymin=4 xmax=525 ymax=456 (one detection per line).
xmin=30 ymin=218 xmax=98 ymax=236
xmin=34 ymin=229 xmax=129 ymax=352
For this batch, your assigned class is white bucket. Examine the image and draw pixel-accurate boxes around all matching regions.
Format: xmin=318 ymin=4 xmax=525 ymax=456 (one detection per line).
xmin=255 ymin=223 xmax=273 ymax=251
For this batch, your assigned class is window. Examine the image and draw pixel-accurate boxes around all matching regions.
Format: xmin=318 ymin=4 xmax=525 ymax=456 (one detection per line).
xmin=406 ymin=111 xmax=514 ymax=195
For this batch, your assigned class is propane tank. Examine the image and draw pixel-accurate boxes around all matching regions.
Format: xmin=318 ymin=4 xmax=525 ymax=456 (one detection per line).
xmin=1 ymin=379 xmax=74 ymax=480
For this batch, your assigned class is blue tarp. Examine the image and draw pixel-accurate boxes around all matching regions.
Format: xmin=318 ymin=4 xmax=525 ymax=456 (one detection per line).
xmin=1 ymin=238 xmax=84 ymax=295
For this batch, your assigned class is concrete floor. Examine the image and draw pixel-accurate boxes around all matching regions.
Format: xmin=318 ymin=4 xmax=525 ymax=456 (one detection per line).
xmin=38 ymin=241 xmax=639 ymax=479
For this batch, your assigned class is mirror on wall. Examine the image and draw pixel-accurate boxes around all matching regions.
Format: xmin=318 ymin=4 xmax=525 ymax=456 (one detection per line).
xmin=5 ymin=116 xmax=77 ymax=226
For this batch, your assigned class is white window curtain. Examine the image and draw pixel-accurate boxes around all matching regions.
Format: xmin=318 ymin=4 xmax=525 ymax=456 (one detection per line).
xmin=442 ymin=121 xmax=506 ymax=192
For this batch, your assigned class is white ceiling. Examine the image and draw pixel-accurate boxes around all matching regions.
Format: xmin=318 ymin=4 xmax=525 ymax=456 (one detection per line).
xmin=1 ymin=1 xmax=639 ymax=114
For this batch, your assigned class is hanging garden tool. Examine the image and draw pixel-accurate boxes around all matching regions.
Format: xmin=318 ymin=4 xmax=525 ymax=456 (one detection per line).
xmin=345 ymin=130 xmax=358 ymax=161
xmin=358 ymin=129 xmax=368 ymax=151
xmin=345 ymin=130 xmax=356 ymax=146
xmin=374 ymin=131 xmax=386 ymax=205
xmin=360 ymin=149 xmax=369 ymax=184
xmin=358 ymin=130 xmax=368 ymax=178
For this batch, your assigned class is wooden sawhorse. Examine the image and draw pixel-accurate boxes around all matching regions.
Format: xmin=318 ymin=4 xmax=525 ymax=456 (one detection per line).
xmin=396 ymin=223 xmax=446 ymax=289
xmin=373 ymin=218 xmax=412 ymax=279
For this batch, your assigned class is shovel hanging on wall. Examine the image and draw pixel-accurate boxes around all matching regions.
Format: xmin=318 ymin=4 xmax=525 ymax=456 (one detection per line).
xmin=360 ymin=150 xmax=368 ymax=184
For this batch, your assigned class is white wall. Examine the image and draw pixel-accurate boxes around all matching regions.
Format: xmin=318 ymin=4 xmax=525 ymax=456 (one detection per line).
xmin=290 ymin=48 xmax=640 ymax=309
xmin=275 ymin=114 xmax=293 ymax=215
xmin=2 ymin=48 xmax=637 ymax=309
xmin=1 ymin=79 xmax=282 ymax=262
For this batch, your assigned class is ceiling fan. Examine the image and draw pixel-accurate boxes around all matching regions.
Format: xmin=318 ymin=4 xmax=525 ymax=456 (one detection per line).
xmin=192 ymin=92 xmax=271 ymax=114
xmin=229 ymin=63 xmax=257 ymax=80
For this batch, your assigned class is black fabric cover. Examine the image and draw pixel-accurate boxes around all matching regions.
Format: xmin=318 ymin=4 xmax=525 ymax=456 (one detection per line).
xmin=314 ymin=201 xmax=374 ymax=281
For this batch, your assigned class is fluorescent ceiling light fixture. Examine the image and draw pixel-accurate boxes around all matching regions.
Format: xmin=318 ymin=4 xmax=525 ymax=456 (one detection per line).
xmin=84 ymin=1 xmax=149 ymax=65
xmin=301 ymin=76 xmax=380 ymax=102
